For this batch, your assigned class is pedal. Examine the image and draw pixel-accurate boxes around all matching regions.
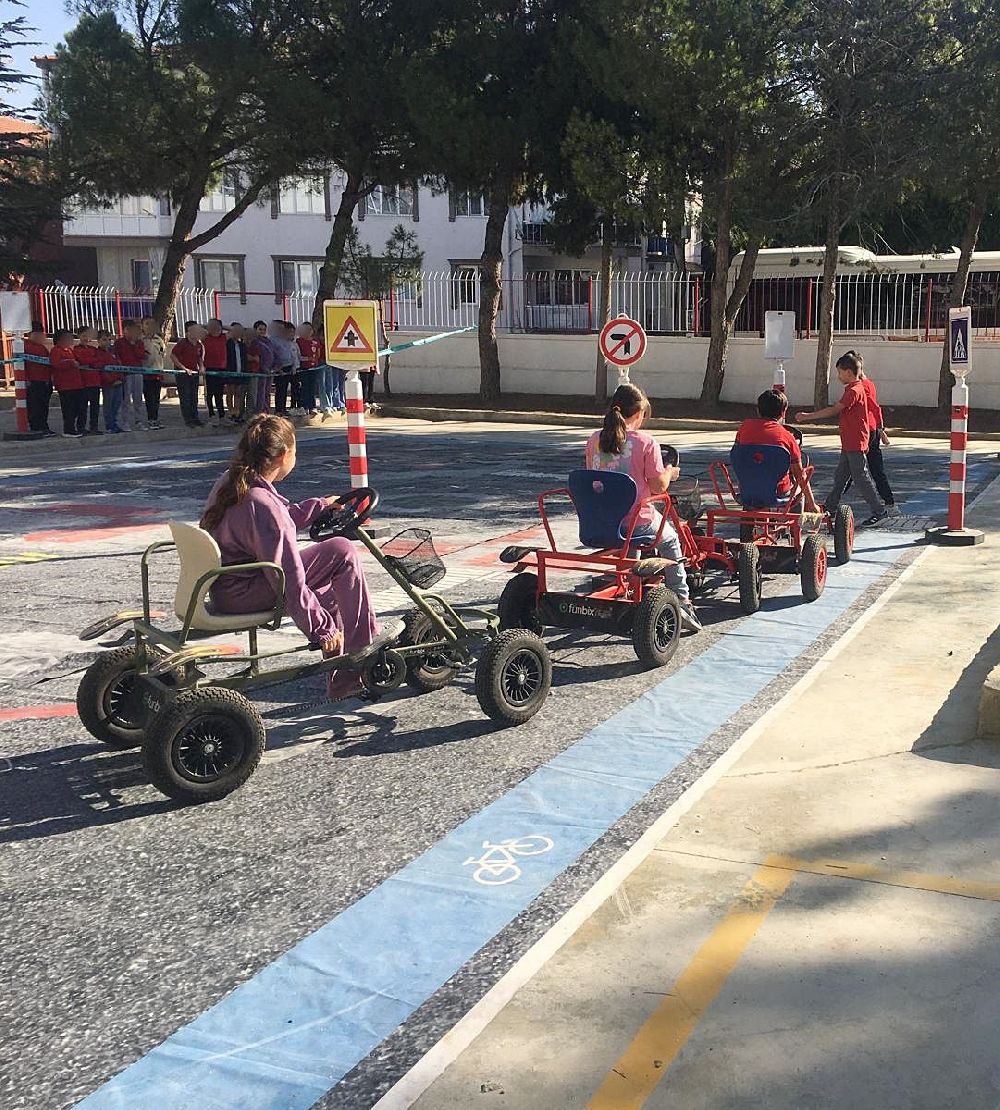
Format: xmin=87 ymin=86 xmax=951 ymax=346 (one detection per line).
xmin=633 ymin=557 xmax=675 ymax=578
xmin=499 ymin=545 xmax=538 ymax=564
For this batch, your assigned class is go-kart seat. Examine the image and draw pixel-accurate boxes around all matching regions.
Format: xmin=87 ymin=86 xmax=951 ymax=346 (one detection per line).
xmin=729 ymin=444 xmax=792 ymax=510
xmin=169 ymin=522 xmax=280 ymax=632
xmin=568 ymin=469 xmax=658 ymax=549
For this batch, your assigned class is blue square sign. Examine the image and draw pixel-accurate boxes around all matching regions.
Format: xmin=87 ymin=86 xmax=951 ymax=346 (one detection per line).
xmin=949 ymin=308 xmax=971 ymax=375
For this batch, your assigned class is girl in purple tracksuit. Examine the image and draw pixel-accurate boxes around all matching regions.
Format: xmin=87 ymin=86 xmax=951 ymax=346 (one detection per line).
xmin=200 ymin=415 xmax=395 ymax=700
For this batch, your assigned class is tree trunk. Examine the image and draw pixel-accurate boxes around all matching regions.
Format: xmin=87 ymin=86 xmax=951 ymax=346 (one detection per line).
xmin=478 ymin=177 xmax=510 ymax=404
xmin=700 ymin=178 xmax=734 ymax=406
xmin=594 ymin=227 xmax=613 ymax=404
xmin=311 ymin=168 xmax=371 ymax=331
xmin=813 ymin=192 xmax=842 ymax=408
xmin=938 ymin=187 xmax=988 ymax=411
xmin=152 ymin=188 xmax=203 ymax=339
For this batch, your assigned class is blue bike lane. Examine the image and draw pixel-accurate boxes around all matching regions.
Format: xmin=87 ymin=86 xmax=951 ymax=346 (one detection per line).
xmin=76 ymin=459 xmax=997 ymax=1110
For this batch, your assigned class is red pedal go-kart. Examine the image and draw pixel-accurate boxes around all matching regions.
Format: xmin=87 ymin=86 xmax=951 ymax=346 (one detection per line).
xmin=498 ymin=444 xmax=854 ymax=652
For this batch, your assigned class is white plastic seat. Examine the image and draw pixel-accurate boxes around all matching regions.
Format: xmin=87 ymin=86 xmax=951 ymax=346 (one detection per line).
xmin=168 ymin=522 xmax=278 ymax=633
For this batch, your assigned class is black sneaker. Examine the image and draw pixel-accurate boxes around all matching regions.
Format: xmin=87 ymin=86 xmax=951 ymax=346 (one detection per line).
xmin=858 ymin=511 xmax=888 ymax=528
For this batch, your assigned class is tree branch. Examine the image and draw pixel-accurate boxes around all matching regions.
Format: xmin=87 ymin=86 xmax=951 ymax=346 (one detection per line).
xmin=184 ymin=174 xmax=270 ymax=251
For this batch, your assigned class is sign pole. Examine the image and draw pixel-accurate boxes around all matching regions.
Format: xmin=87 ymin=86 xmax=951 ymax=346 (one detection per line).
xmin=773 ymin=360 xmax=785 ymax=393
xmin=926 ymin=306 xmax=984 ymax=546
xmin=344 ymin=368 xmax=367 ymax=490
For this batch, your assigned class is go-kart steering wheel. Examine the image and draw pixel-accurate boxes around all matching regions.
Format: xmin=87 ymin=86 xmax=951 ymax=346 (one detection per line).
xmin=309 ymin=488 xmax=380 ymax=540
xmin=661 ymin=444 xmax=680 ymax=468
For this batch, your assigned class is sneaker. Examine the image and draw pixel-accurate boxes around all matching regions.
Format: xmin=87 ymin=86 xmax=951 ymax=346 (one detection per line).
xmin=43 ymin=429 xmax=57 ymax=438
xmin=886 ymin=503 xmax=902 ymax=517
xmin=348 ymin=618 xmax=405 ymax=666
xmin=858 ymin=510 xmax=889 ymax=528
xmin=680 ymin=601 xmax=703 ymax=633
xmin=62 ymin=432 xmax=82 ymax=439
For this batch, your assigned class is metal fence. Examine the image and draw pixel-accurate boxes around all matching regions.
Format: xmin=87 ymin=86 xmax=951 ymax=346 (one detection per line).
xmin=17 ymin=270 xmax=1000 ymax=343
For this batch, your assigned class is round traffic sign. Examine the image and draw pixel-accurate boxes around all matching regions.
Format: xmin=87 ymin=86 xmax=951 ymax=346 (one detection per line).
xmin=599 ymin=316 xmax=647 ymax=367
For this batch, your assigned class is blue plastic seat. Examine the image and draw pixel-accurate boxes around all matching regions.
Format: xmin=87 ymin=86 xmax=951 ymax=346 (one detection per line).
xmin=568 ymin=469 xmax=657 ymax=549
xmin=729 ymin=444 xmax=792 ymax=509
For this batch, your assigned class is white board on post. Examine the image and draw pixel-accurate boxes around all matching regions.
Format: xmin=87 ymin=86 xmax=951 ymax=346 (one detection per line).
xmin=764 ymin=310 xmax=796 ymax=361
xmin=0 ymin=291 xmax=31 ymax=334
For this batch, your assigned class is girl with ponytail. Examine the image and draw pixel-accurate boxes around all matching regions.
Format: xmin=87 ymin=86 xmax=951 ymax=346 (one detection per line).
xmin=200 ymin=414 xmax=397 ymax=700
xmin=586 ymin=383 xmax=702 ymax=632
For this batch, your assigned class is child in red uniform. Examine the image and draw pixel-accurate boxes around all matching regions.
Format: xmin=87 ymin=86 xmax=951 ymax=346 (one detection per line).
xmin=855 ymin=355 xmax=896 ymax=513
xmin=113 ymin=320 xmax=149 ymax=431
xmin=95 ymin=330 xmax=123 ymax=433
xmin=202 ymin=318 xmax=229 ymax=425
xmin=735 ymin=389 xmax=819 ymax=512
xmin=74 ymin=325 xmax=104 ymax=435
xmin=797 ymin=351 xmax=886 ymax=526
xmin=23 ymin=320 xmax=54 ymax=436
xmin=295 ymin=321 xmax=323 ymax=417
xmin=49 ymin=329 xmax=86 ymax=438
xmin=171 ymin=320 xmax=206 ymax=427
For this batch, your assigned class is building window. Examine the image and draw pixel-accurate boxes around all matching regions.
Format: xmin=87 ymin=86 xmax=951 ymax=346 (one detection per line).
xmin=454 ymin=191 xmax=485 ymax=217
xmin=131 ymin=259 xmax=153 ymax=291
xmin=450 ymin=265 xmax=479 ymax=306
xmin=529 ymin=272 xmax=551 ymax=306
xmin=200 ymin=174 xmax=238 ymax=213
xmin=367 ymin=184 xmax=415 ymax=217
xmin=554 ymin=270 xmax=595 ymax=306
xmin=279 ymin=260 xmax=322 ymax=296
xmin=279 ymin=176 xmax=325 ymax=215
xmin=197 ymin=258 xmax=243 ymax=293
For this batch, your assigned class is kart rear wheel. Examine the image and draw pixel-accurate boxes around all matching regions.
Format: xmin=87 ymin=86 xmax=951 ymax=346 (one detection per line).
xmin=497 ymin=572 xmax=543 ymax=634
xmin=833 ymin=504 xmax=854 ymax=564
xmin=800 ymin=534 xmax=828 ymax=601
xmin=739 ymin=521 xmax=757 ymax=543
xmin=401 ymin=609 xmax=463 ymax=693
xmin=631 ymin=586 xmax=681 ymax=669
xmin=475 ymin=629 xmax=551 ymax=726
xmin=142 ymin=687 xmax=265 ymax=804
xmin=738 ymin=542 xmax=762 ymax=614
xmin=77 ymin=646 xmax=145 ymax=749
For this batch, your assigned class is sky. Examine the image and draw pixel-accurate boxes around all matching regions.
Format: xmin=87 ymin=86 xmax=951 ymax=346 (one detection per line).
xmin=5 ymin=0 xmax=78 ymax=112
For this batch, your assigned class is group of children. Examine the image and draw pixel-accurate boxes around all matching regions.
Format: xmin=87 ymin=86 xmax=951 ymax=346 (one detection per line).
xmin=21 ymin=315 xmax=374 ymax=438
xmin=587 ymin=350 xmax=896 ymax=631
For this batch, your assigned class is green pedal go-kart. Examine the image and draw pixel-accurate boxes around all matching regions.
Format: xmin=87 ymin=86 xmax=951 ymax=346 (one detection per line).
xmin=75 ymin=489 xmax=551 ymax=805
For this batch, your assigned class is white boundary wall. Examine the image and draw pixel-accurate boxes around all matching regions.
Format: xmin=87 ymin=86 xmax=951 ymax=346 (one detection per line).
xmin=387 ymin=333 xmax=1000 ymax=410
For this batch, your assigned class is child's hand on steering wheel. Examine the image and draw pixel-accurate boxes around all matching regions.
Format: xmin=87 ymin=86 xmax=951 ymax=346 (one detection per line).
xmin=324 ymin=495 xmax=344 ymax=508
xmin=321 ymin=629 xmax=345 ymax=657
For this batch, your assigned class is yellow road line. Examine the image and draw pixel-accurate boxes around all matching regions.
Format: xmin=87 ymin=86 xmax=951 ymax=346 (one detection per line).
xmin=0 ymin=552 xmax=55 ymax=567
xmin=587 ymin=857 xmax=793 ymax=1109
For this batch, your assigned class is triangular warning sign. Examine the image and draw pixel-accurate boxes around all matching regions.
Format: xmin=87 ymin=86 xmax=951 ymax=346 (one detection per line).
xmin=330 ymin=315 xmax=375 ymax=355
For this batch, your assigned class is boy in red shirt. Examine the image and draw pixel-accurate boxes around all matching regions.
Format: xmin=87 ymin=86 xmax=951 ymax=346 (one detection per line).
xmin=74 ymin=325 xmax=104 ymax=435
xmin=797 ymin=350 xmax=887 ymax=526
xmin=95 ymin=329 xmax=124 ymax=433
xmin=735 ymin=389 xmax=819 ymax=512
xmin=49 ymin=329 xmax=86 ymax=438
xmin=202 ymin=317 xmax=229 ymax=425
xmin=113 ymin=319 xmax=149 ymax=431
xmin=857 ymin=359 xmax=896 ymax=513
xmin=296 ymin=321 xmax=323 ymax=417
xmin=23 ymin=320 xmax=55 ymax=436
xmin=170 ymin=320 xmax=206 ymax=427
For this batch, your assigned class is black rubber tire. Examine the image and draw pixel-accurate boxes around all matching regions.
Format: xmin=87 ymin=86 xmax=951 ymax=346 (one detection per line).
xmin=361 ymin=649 xmax=407 ymax=697
xmin=631 ymin=586 xmax=682 ymax=669
xmin=800 ymin=533 xmax=828 ymax=601
xmin=738 ymin=542 xmax=762 ymax=614
xmin=142 ymin=687 xmax=265 ymax=804
xmin=401 ymin=609 xmax=464 ymax=693
xmin=833 ymin=505 xmax=854 ymax=564
xmin=475 ymin=629 xmax=551 ymax=726
xmin=497 ymin=572 xmax=544 ymax=634
xmin=76 ymin=646 xmax=145 ymax=749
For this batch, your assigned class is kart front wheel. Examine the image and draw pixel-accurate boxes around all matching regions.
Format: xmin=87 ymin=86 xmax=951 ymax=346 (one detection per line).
xmin=76 ymin=646 xmax=145 ymax=749
xmin=142 ymin=687 xmax=264 ymax=803
xmin=833 ymin=504 xmax=854 ymax=564
xmin=475 ymin=629 xmax=551 ymax=726
xmin=497 ymin=572 xmax=544 ymax=634
xmin=737 ymin=542 xmax=762 ymax=614
xmin=800 ymin=534 xmax=828 ymax=601
xmin=631 ymin=586 xmax=681 ymax=669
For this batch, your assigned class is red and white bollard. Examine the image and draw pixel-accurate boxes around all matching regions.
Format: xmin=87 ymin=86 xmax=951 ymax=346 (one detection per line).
xmin=773 ymin=361 xmax=785 ymax=393
xmin=13 ymin=335 xmax=29 ymax=435
xmin=927 ymin=380 xmax=984 ymax=545
xmin=344 ymin=368 xmax=367 ymax=489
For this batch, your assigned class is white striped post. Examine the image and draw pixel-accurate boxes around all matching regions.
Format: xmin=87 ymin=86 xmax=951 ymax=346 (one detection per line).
xmin=345 ymin=368 xmax=367 ymax=489
xmin=927 ymin=306 xmax=984 ymax=546
xmin=773 ymin=362 xmax=786 ymax=393
xmin=13 ymin=335 xmax=28 ymax=435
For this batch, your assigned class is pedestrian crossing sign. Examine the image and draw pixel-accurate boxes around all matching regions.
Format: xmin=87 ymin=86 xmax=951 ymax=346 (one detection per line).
xmin=949 ymin=307 xmax=971 ymax=379
xmin=323 ymin=300 xmax=380 ymax=363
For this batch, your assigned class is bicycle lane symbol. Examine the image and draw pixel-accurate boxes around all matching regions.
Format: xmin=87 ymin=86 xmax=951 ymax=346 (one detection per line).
xmin=463 ymin=835 xmax=555 ymax=886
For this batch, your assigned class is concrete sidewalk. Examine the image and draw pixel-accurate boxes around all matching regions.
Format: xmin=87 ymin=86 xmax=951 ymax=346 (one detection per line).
xmin=405 ymin=481 xmax=1000 ymax=1109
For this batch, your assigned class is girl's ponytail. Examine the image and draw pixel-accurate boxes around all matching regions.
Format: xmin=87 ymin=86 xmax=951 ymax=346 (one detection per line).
xmin=597 ymin=382 xmax=652 ymax=455
xmin=200 ymin=414 xmax=295 ymax=532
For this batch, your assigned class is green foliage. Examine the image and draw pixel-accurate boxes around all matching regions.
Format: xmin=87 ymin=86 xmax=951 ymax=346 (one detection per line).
xmin=340 ymin=224 xmax=424 ymax=298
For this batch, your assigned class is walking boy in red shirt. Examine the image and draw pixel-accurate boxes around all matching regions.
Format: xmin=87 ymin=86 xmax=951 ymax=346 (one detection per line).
xmin=74 ymin=325 xmax=104 ymax=435
xmin=49 ymin=329 xmax=86 ymax=438
xmin=797 ymin=350 xmax=887 ymax=526
xmin=735 ymin=389 xmax=819 ymax=512
xmin=23 ymin=320 xmax=54 ymax=436
xmin=857 ymin=360 xmax=896 ymax=513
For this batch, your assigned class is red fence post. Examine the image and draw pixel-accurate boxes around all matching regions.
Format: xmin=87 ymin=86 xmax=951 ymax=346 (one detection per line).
xmin=213 ymin=291 xmax=221 ymax=321
xmin=693 ymin=276 xmax=701 ymax=336
xmin=114 ymin=290 xmax=123 ymax=337
xmin=806 ymin=278 xmax=814 ymax=340
xmin=923 ymin=279 xmax=934 ymax=342
xmin=587 ymin=276 xmax=593 ymax=332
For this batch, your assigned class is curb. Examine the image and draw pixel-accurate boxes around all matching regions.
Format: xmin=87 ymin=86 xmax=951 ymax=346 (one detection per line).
xmin=378 ymin=405 xmax=1000 ymax=443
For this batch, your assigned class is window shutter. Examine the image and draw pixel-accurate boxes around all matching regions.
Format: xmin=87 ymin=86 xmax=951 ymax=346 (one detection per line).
xmin=271 ymin=188 xmax=279 ymax=220
xmin=324 ymin=174 xmax=332 ymax=222
xmin=357 ymin=191 xmax=366 ymax=221
xmin=411 ymin=184 xmax=419 ymax=222
xmin=448 ymin=188 xmax=457 ymax=222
